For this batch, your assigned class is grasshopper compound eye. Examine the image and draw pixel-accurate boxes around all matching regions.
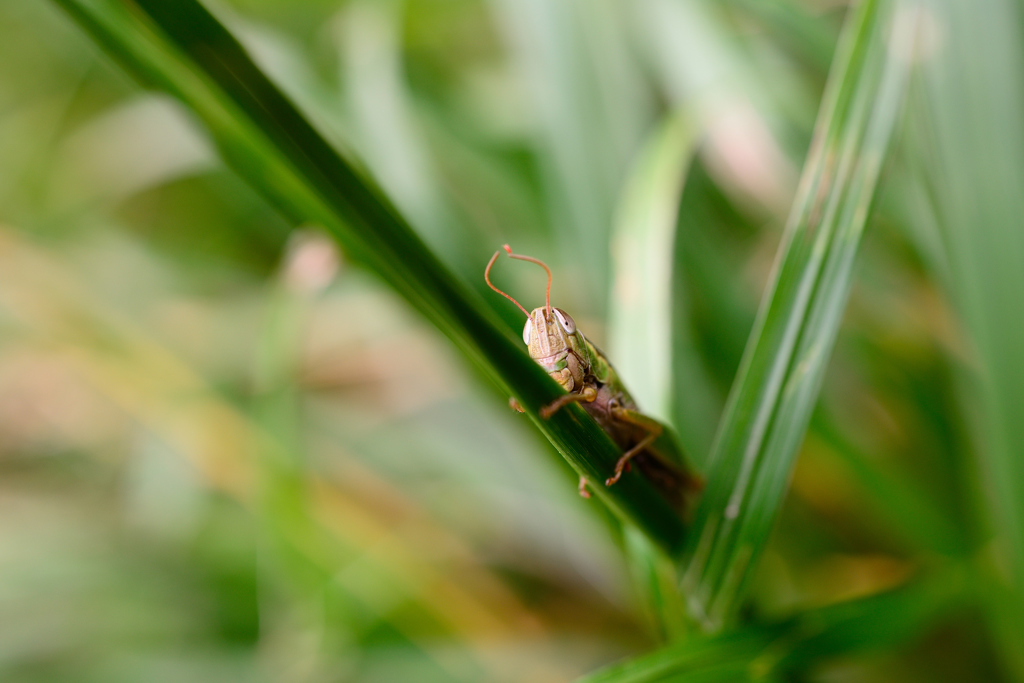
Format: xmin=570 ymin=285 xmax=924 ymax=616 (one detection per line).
xmin=553 ymin=308 xmax=576 ymax=334
xmin=523 ymin=317 xmax=534 ymax=345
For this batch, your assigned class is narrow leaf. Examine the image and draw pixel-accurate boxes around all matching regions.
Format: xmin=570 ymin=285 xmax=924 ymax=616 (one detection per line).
xmin=681 ymin=0 xmax=918 ymax=627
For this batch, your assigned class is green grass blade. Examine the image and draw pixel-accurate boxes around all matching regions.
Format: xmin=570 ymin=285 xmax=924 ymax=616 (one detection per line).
xmin=608 ymin=112 xmax=702 ymax=638
xmin=915 ymin=0 xmax=1024 ymax=674
xmin=607 ymin=109 xmax=721 ymax=463
xmin=609 ymin=111 xmax=701 ymax=427
xmin=624 ymin=526 xmax=693 ymax=643
xmin=680 ymin=0 xmax=916 ymax=627
xmin=577 ymin=572 xmax=965 ymax=683
xmin=51 ymin=0 xmax=688 ymax=553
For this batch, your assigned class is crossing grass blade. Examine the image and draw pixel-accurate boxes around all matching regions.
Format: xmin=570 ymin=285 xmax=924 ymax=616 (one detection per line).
xmin=50 ymin=0 xmax=689 ymax=554
xmin=576 ymin=571 xmax=966 ymax=683
xmin=679 ymin=0 xmax=918 ymax=628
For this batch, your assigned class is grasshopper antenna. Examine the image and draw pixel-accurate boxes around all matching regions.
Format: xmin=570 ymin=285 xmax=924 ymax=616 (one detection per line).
xmin=502 ymin=244 xmax=552 ymax=319
xmin=485 ymin=250 xmax=531 ymax=318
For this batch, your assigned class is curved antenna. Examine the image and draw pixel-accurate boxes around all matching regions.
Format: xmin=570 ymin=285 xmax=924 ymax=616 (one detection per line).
xmin=502 ymin=244 xmax=552 ymax=318
xmin=484 ymin=249 xmax=531 ymax=318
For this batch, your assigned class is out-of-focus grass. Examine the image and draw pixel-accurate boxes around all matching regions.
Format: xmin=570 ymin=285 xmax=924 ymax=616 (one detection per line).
xmin=0 ymin=0 xmax=1020 ymax=681
xmin=0 ymin=227 xmax=578 ymax=682
xmin=911 ymin=0 xmax=1024 ymax=676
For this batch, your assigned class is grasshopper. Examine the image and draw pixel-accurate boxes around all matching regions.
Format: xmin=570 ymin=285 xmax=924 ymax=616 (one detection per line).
xmin=486 ymin=245 xmax=702 ymax=510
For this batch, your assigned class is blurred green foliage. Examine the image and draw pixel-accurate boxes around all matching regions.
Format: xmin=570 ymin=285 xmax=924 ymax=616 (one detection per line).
xmin=0 ymin=0 xmax=1021 ymax=681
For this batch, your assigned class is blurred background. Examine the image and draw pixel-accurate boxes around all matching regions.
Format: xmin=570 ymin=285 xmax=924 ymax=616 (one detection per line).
xmin=0 ymin=0 xmax=1016 ymax=681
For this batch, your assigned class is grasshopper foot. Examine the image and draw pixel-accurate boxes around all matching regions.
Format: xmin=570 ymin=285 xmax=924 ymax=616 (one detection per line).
xmin=598 ymin=458 xmax=630 ymax=485
xmin=578 ymin=476 xmax=591 ymax=498
xmin=509 ymin=397 xmax=525 ymax=413
xmin=604 ymin=433 xmax=656 ymax=487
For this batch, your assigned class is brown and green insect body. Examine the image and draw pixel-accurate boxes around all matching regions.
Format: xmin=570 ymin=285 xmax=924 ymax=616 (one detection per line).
xmin=486 ymin=245 xmax=702 ymax=514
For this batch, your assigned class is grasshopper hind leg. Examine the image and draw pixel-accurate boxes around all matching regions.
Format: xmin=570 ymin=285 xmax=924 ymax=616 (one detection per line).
xmin=605 ymin=431 xmax=658 ymax=486
xmin=605 ymin=405 xmax=664 ymax=486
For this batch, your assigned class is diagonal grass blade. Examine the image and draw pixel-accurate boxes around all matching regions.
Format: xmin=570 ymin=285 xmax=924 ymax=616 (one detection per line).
xmin=50 ymin=0 xmax=688 ymax=553
xmin=680 ymin=0 xmax=919 ymax=628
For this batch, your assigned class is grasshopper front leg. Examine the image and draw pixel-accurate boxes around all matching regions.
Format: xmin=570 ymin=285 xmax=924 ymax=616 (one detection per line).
xmin=539 ymin=385 xmax=599 ymax=496
xmin=538 ymin=385 xmax=598 ymax=419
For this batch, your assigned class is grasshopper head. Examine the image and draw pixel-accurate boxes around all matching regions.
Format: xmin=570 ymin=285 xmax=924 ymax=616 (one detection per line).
xmin=523 ymin=306 xmax=586 ymax=392
xmin=523 ymin=307 xmax=576 ymax=369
